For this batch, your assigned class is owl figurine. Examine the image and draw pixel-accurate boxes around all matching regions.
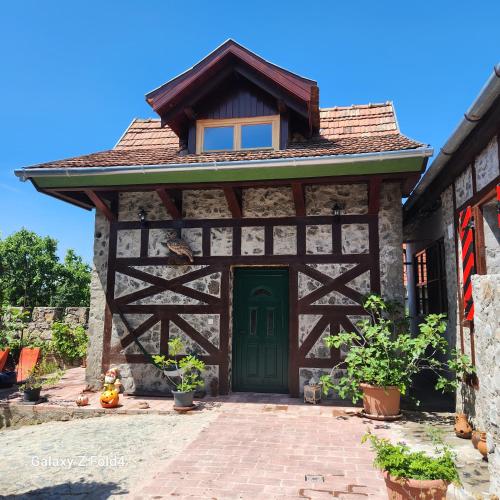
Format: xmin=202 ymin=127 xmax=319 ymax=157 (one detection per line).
xmin=162 ymin=230 xmax=194 ymax=263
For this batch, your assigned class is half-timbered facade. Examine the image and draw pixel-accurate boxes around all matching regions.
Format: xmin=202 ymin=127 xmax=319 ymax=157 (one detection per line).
xmin=16 ymin=40 xmax=431 ymax=397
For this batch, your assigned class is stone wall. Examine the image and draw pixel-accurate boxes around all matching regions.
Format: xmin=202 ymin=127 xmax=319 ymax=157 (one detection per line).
xmin=471 ymin=274 xmax=500 ymax=494
xmin=0 ymin=307 xmax=88 ymax=342
xmin=87 ymin=182 xmax=404 ymax=396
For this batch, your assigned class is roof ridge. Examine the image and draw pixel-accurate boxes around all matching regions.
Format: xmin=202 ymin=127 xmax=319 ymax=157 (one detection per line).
xmin=320 ymin=102 xmax=392 ymax=111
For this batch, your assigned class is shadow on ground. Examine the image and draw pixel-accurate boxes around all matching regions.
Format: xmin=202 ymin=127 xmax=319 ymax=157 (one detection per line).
xmin=2 ymin=480 xmax=124 ymax=499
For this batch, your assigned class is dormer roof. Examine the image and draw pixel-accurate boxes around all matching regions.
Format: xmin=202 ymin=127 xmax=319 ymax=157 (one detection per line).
xmin=145 ymin=39 xmax=320 ymax=135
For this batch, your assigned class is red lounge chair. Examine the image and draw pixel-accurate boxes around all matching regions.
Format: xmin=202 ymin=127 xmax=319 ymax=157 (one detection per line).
xmin=16 ymin=347 xmax=40 ymax=383
xmin=0 ymin=348 xmax=9 ymax=372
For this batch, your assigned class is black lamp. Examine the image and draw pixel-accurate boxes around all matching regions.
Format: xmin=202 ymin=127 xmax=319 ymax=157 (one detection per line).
xmin=332 ymin=202 xmax=343 ymax=217
xmin=138 ymin=208 xmax=147 ymax=226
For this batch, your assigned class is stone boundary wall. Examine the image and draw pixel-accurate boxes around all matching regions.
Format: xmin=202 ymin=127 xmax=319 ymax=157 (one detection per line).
xmin=471 ymin=273 xmax=500 ymax=495
xmin=1 ymin=307 xmax=89 ymax=341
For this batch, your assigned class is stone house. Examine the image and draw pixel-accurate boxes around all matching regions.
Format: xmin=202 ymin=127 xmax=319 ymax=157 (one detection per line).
xmin=16 ymin=40 xmax=431 ymax=398
xmin=404 ymin=65 xmax=499 ymax=492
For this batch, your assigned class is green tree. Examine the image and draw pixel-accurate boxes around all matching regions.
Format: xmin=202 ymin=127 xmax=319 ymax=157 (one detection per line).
xmin=0 ymin=229 xmax=60 ymax=306
xmin=0 ymin=229 xmax=91 ymax=307
xmin=53 ymin=249 xmax=91 ymax=307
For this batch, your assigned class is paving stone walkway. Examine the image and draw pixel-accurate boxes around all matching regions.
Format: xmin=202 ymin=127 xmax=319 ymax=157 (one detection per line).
xmin=0 ymin=412 xmax=217 ymax=499
xmin=132 ymin=402 xmax=389 ymax=499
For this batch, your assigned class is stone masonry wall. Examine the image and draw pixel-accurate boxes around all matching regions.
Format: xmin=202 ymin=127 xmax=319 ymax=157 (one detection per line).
xmin=87 ymin=182 xmax=404 ymax=396
xmin=1 ymin=307 xmax=88 ymax=342
xmin=471 ymin=274 xmax=500 ymax=495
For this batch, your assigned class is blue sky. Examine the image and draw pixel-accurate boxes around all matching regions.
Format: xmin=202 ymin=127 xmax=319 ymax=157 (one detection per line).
xmin=1 ymin=1 xmax=499 ymax=263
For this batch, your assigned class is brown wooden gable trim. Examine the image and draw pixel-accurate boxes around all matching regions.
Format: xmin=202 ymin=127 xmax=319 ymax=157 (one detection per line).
xmin=156 ymin=188 xmax=182 ymax=219
xmin=368 ymin=177 xmax=381 ymax=214
xmin=223 ymin=187 xmax=242 ymax=218
xmin=291 ymin=182 xmax=306 ymax=217
xmin=85 ymin=189 xmax=116 ymax=221
xmin=147 ymin=40 xmax=316 ymax=112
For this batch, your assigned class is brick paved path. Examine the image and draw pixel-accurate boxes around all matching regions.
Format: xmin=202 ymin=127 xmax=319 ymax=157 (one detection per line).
xmin=135 ymin=401 xmax=388 ymax=499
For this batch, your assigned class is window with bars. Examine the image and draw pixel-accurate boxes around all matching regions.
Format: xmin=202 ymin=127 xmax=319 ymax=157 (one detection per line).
xmin=413 ymin=240 xmax=448 ymax=316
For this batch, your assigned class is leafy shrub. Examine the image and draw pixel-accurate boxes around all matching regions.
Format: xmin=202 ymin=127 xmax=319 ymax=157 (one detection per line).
xmin=320 ymin=295 xmax=474 ymax=402
xmin=153 ymin=337 xmax=205 ymax=393
xmin=20 ymin=359 xmax=64 ymax=391
xmin=0 ymin=306 xmax=49 ymax=361
xmin=362 ymin=432 xmax=460 ymax=483
xmin=50 ymin=321 xmax=88 ymax=362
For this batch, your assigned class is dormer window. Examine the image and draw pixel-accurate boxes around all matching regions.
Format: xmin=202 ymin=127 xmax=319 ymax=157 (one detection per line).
xmin=196 ymin=116 xmax=279 ymax=153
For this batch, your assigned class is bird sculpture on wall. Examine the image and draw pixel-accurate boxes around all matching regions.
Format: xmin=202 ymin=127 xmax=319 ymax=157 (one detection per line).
xmin=162 ymin=230 xmax=194 ymax=263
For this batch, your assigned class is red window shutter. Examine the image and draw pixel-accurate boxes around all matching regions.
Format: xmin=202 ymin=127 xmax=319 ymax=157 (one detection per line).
xmin=497 ymin=184 xmax=500 ymax=228
xmin=459 ymin=206 xmax=476 ymax=321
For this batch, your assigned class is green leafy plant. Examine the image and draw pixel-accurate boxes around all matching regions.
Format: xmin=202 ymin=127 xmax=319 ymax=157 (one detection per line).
xmin=50 ymin=321 xmax=88 ymax=362
xmin=0 ymin=229 xmax=90 ymax=308
xmin=152 ymin=338 xmax=205 ymax=393
xmin=19 ymin=359 xmax=64 ymax=391
xmin=362 ymin=431 xmax=460 ymax=483
xmin=0 ymin=306 xmax=30 ymax=350
xmin=320 ymin=295 xmax=475 ymax=402
xmin=0 ymin=306 xmax=50 ymax=360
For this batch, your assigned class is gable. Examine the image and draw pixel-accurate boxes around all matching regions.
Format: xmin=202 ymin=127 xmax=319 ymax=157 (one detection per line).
xmin=145 ymin=40 xmax=319 ymax=140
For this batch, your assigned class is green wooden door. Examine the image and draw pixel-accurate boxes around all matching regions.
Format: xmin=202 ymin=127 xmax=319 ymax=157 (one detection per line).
xmin=232 ymin=268 xmax=289 ymax=393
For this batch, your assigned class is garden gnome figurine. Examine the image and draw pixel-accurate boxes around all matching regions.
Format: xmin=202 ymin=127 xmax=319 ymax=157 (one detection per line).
xmin=99 ymin=367 xmax=121 ymax=408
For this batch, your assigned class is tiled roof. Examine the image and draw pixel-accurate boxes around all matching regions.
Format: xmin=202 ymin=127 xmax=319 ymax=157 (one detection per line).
xmin=25 ymin=134 xmax=424 ymax=170
xmin=319 ymin=103 xmax=399 ymax=139
xmin=115 ymin=103 xmax=400 ymax=150
xmin=24 ymin=102 xmax=425 ymax=171
xmin=115 ymin=119 xmax=180 ymax=149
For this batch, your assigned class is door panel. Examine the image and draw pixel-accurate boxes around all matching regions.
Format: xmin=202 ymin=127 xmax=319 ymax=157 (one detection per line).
xmin=233 ymin=268 xmax=289 ymax=393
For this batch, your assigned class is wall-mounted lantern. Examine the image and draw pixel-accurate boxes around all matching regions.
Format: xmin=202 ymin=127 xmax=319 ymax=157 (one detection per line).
xmin=138 ymin=208 xmax=147 ymax=227
xmin=332 ymin=202 xmax=344 ymax=219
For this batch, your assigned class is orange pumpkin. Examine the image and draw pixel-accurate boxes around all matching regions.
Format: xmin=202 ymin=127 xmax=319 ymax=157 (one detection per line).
xmin=100 ymin=389 xmax=119 ymax=408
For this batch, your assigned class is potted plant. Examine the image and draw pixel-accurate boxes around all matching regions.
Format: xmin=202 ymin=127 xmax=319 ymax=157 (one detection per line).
xmin=362 ymin=432 xmax=460 ymax=500
xmin=320 ymin=295 xmax=474 ymax=419
xmin=152 ymin=337 xmax=205 ymax=408
xmin=19 ymin=359 xmax=63 ymax=402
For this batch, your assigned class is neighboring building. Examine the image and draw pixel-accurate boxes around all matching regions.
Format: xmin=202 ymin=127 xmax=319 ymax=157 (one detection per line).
xmin=16 ymin=40 xmax=431 ymax=398
xmin=404 ymin=65 xmax=500 ymax=491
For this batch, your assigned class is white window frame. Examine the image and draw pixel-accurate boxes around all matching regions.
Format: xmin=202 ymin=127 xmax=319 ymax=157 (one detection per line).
xmin=196 ymin=115 xmax=280 ymax=154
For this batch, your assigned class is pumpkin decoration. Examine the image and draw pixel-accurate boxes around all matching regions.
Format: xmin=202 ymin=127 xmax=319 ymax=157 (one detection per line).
xmin=100 ymin=388 xmax=119 ymax=408
xmin=99 ymin=367 xmax=121 ymax=409
xmin=76 ymin=394 xmax=89 ymax=407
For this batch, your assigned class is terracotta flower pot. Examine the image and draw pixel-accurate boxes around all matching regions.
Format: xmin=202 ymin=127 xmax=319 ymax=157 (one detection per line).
xmin=383 ymin=471 xmax=449 ymax=500
xmin=477 ymin=432 xmax=488 ymax=459
xmin=471 ymin=430 xmax=481 ymax=449
xmin=360 ymin=383 xmax=401 ymax=419
xmin=454 ymin=413 xmax=472 ymax=439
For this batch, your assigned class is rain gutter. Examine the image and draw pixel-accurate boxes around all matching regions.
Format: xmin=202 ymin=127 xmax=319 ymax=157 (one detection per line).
xmin=15 ymin=147 xmax=433 ymax=181
xmin=405 ymin=64 xmax=500 ymax=212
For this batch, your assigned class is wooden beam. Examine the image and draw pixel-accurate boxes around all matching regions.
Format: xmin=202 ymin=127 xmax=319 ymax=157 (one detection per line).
xmin=183 ymin=106 xmax=197 ymax=120
xmin=223 ymin=187 xmax=242 ymax=218
xmin=368 ymin=178 xmax=382 ymax=214
xmin=156 ymin=188 xmax=182 ymax=219
xmin=84 ymin=189 xmax=116 ymax=221
xmin=291 ymin=182 xmax=306 ymax=216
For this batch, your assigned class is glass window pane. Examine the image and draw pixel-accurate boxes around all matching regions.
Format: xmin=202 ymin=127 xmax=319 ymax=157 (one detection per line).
xmin=204 ymin=126 xmax=233 ymax=151
xmin=241 ymin=123 xmax=273 ymax=149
